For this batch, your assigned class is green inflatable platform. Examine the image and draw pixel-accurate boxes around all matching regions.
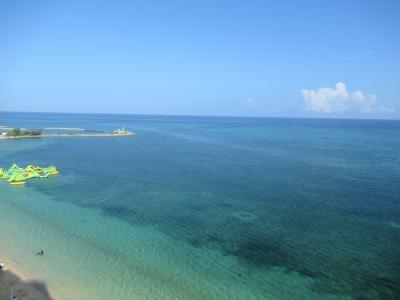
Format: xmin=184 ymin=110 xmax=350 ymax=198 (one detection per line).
xmin=0 ymin=164 xmax=59 ymax=185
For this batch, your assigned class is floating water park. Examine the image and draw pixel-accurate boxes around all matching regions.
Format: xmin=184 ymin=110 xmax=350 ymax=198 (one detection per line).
xmin=0 ymin=164 xmax=59 ymax=186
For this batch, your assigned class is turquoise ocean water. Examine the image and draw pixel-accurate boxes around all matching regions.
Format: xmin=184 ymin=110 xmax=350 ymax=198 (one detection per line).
xmin=0 ymin=112 xmax=399 ymax=299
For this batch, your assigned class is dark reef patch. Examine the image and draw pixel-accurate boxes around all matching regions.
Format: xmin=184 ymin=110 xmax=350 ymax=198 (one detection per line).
xmin=225 ymin=240 xmax=292 ymax=268
xmin=103 ymin=205 xmax=138 ymax=218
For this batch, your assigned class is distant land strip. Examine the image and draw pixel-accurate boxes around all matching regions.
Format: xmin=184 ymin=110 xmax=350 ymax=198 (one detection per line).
xmin=0 ymin=126 xmax=135 ymax=139
xmin=0 ymin=132 xmax=135 ymax=139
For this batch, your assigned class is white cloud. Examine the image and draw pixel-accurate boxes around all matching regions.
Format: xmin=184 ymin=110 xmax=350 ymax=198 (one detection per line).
xmin=301 ymin=82 xmax=392 ymax=114
xmin=245 ymin=98 xmax=257 ymax=108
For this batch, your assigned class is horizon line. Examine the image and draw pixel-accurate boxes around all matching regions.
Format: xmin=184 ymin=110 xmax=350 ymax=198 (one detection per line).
xmin=0 ymin=110 xmax=399 ymax=122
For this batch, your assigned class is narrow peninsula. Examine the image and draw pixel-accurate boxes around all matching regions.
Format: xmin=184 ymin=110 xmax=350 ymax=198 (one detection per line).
xmin=0 ymin=127 xmax=134 ymax=140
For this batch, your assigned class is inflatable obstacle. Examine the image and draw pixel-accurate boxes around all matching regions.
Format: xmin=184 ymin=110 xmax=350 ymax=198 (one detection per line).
xmin=0 ymin=164 xmax=59 ymax=185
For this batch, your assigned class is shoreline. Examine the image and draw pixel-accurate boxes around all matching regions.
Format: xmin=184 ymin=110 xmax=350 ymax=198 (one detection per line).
xmin=0 ymin=256 xmax=54 ymax=300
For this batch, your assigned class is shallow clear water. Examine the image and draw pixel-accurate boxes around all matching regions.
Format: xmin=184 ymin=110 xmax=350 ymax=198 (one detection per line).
xmin=0 ymin=112 xmax=399 ymax=299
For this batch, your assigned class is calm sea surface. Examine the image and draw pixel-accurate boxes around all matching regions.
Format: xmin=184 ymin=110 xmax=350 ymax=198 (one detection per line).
xmin=0 ymin=112 xmax=399 ymax=299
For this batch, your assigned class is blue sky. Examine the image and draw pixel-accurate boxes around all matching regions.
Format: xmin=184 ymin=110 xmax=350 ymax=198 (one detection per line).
xmin=1 ymin=0 xmax=399 ymax=118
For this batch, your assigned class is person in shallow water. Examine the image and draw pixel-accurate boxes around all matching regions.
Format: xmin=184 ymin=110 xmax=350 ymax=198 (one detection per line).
xmin=36 ymin=249 xmax=44 ymax=256
xmin=0 ymin=260 xmax=4 ymax=270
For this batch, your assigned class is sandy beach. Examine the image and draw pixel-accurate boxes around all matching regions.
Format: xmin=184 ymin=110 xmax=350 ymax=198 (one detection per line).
xmin=0 ymin=258 xmax=53 ymax=300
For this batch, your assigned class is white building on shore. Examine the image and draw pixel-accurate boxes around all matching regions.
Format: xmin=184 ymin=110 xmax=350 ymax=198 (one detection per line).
xmin=113 ymin=127 xmax=127 ymax=134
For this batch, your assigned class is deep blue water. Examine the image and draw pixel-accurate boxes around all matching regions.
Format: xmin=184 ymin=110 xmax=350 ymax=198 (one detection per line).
xmin=1 ymin=112 xmax=400 ymax=299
